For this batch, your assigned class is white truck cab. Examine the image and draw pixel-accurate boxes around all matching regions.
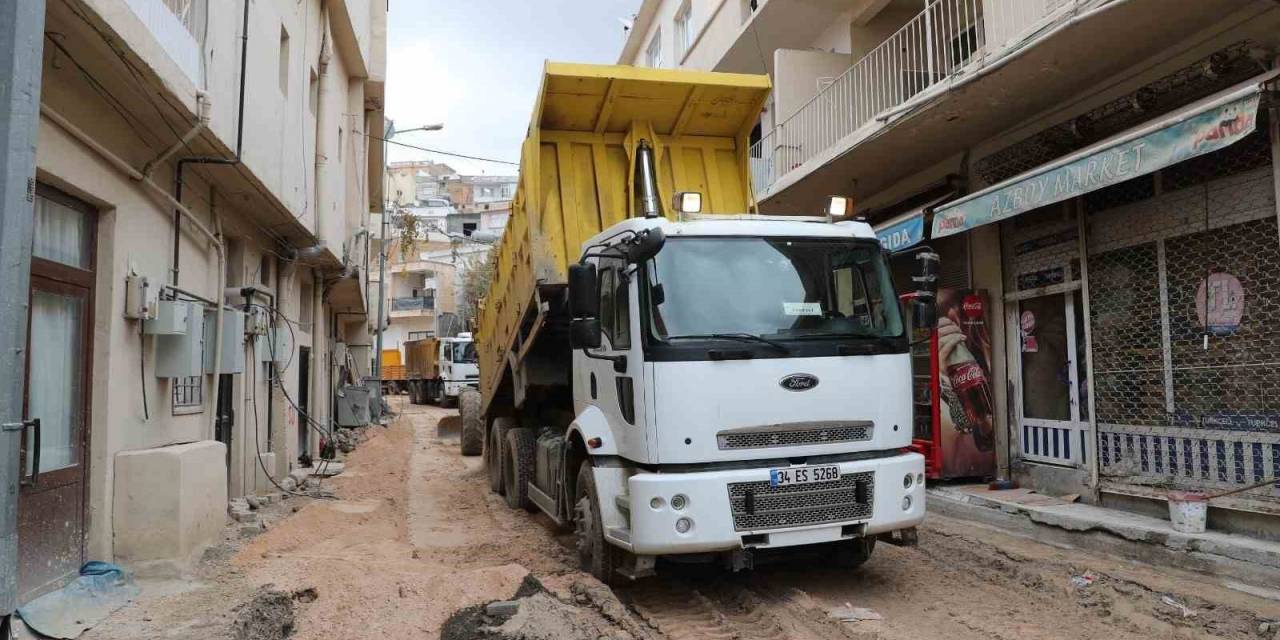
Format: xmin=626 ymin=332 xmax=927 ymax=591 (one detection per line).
xmin=439 ymin=333 xmax=479 ymax=400
xmin=565 ymin=216 xmax=925 ymax=565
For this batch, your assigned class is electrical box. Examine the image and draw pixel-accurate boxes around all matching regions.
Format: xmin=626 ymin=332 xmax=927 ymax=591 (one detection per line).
xmin=144 ymin=300 xmax=193 ymax=335
xmin=203 ymin=307 xmax=246 ymax=374
xmin=255 ymin=327 xmax=291 ymax=365
xmin=334 ymin=342 xmax=348 ymax=367
xmin=154 ymin=305 xmax=206 ymax=378
xmin=335 ymin=385 xmax=370 ymax=427
xmin=245 ymin=306 xmax=271 ymax=336
xmin=123 ymin=273 xmax=157 ymax=320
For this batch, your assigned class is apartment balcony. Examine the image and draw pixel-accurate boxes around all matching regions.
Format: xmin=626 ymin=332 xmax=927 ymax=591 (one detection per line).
xmin=750 ymin=0 xmax=1257 ymax=214
xmin=123 ymin=0 xmax=204 ymax=84
xmin=389 ymin=296 xmax=435 ymax=318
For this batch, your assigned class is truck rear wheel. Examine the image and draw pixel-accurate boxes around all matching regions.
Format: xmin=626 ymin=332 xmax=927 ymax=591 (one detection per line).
xmin=574 ymin=462 xmax=618 ymax=584
xmin=833 ymin=537 xmax=876 ymax=569
xmin=459 ymin=390 xmax=483 ymax=456
xmin=486 ymin=417 xmax=514 ymax=494
xmin=504 ymin=428 xmax=536 ymax=511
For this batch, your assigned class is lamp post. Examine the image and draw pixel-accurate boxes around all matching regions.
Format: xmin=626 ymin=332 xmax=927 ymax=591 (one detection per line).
xmin=375 ymin=122 xmax=443 ymax=420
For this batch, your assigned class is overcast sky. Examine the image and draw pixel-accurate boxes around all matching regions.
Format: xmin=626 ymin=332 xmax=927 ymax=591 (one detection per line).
xmin=384 ymin=0 xmax=642 ymax=175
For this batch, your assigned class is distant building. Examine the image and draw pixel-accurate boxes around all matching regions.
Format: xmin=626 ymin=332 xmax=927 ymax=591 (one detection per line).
xmin=386 ymin=160 xmax=456 ymax=207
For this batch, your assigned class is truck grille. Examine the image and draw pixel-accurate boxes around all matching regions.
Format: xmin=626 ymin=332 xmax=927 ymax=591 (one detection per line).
xmin=717 ymin=423 xmax=872 ymax=450
xmin=727 ymin=472 xmax=874 ymax=531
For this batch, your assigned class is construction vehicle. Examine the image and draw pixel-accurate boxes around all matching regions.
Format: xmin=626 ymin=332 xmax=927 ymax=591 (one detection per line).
xmin=405 ymin=334 xmax=478 ymax=407
xmin=463 ymin=63 xmax=934 ymax=583
xmin=380 ymin=348 xmax=408 ymax=395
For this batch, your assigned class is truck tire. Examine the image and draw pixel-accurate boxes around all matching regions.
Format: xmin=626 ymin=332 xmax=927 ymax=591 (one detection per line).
xmin=574 ymin=461 xmax=618 ymax=584
xmin=833 ymin=537 xmax=876 ymax=569
xmin=459 ymin=390 xmax=483 ymax=456
xmin=504 ymin=428 xmax=537 ymax=511
xmin=486 ymin=417 xmax=515 ymax=494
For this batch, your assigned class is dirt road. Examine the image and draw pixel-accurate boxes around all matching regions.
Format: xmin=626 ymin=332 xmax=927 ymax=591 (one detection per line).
xmin=88 ymin=399 xmax=1280 ymax=639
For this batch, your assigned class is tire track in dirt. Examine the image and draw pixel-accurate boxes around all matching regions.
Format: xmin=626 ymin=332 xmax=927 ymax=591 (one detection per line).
xmin=622 ymin=579 xmax=858 ymax=640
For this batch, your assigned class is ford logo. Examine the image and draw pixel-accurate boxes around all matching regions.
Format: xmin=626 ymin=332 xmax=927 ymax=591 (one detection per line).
xmin=780 ymin=374 xmax=819 ymax=391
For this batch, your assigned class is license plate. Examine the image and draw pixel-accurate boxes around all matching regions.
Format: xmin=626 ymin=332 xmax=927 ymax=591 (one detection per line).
xmin=769 ymin=464 xmax=841 ymax=487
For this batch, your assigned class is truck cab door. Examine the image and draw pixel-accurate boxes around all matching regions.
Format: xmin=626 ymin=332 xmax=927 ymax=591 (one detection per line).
xmin=576 ymin=258 xmax=647 ymax=458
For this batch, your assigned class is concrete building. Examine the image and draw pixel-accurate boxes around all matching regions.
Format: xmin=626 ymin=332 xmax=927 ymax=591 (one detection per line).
xmin=448 ymin=200 xmax=511 ymax=239
xmin=622 ymin=0 xmax=1280 ymax=535
xmin=385 ymin=160 xmax=456 ymax=206
xmin=9 ymin=0 xmax=387 ymax=604
xmin=443 ymin=174 xmax=517 ymax=209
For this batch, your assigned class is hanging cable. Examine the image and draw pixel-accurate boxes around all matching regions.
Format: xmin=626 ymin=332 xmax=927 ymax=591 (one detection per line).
xmin=248 ymin=336 xmax=323 ymax=499
xmin=139 ymin=320 xmax=150 ymax=420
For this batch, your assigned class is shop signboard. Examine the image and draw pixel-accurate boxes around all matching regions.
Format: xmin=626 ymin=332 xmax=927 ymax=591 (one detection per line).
xmin=932 ymin=90 xmax=1262 ymax=238
xmin=876 ymin=213 xmax=925 ymax=253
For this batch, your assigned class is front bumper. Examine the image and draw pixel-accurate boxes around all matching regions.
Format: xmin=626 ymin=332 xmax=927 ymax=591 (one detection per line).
xmin=444 ymin=380 xmax=479 ymax=397
xmin=621 ymin=452 xmax=925 ymax=555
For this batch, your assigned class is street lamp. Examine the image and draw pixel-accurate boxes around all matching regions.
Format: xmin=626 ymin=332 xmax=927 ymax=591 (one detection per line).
xmin=374 ymin=123 xmax=443 ymax=421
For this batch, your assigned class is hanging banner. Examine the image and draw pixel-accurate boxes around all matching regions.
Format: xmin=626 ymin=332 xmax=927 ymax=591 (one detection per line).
xmin=875 ymin=213 xmax=924 ymax=252
xmin=932 ymin=88 xmax=1262 ymax=238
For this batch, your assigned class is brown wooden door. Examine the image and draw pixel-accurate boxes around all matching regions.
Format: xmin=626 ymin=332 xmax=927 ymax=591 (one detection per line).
xmin=17 ymin=185 xmax=95 ymax=602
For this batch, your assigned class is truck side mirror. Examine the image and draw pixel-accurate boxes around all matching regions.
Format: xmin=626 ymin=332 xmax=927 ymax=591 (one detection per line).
xmin=568 ymin=263 xmax=599 ymax=318
xmin=626 ymin=227 xmax=665 ymax=264
xmin=911 ymin=251 xmax=940 ymax=330
xmin=570 ymin=318 xmax=603 ymax=349
xmin=913 ymin=299 xmax=937 ymax=329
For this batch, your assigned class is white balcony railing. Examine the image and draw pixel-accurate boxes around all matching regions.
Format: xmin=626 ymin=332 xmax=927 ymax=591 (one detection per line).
xmin=124 ymin=0 xmax=204 ymax=82
xmin=749 ymin=0 xmax=1085 ymax=196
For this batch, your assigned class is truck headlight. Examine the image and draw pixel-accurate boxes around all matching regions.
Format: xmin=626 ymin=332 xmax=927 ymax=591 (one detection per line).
xmin=650 ymin=497 xmax=664 ymax=510
xmin=675 ymin=517 xmax=693 ymax=534
xmin=670 ymin=494 xmax=688 ymax=511
xmin=903 ymin=473 xmax=913 ymax=489
xmin=901 ymin=496 xmax=912 ymax=511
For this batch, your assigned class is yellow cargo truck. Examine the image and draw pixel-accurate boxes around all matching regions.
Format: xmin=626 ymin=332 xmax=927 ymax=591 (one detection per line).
xmin=463 ymin=63 xmax=932 ymax=583
xmin=404 ymin=334 xmax=478 ymax=406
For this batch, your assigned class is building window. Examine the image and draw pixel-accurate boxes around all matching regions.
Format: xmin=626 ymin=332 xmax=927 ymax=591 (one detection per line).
xmin=173 ymin=376 xmax=203 ymax=414
xmin=278 ymin=26 xmax=290 ymax=95
xmin=646 ymin=29 xmax=663 ymax=68
xmin=674 ymin=1 xmax=693 ymax=62
xmin=463 ymin=222 xmax=477 ymax=236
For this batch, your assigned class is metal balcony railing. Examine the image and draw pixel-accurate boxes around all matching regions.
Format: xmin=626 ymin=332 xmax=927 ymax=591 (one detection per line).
xmin=391 ymin=296 xmax=435 ymax=312
xmin=749 ymin=0 xmax=1086 ymax=196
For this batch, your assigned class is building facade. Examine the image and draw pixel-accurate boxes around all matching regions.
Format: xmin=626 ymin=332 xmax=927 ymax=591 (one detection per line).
xmin=621 ymin=0 xmax=1280 ymax=534
xmin=6 ymin=0 xmax=387 ymax=605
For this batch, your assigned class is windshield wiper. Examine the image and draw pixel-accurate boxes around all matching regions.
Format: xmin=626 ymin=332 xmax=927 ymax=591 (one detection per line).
xmin=668 ymin=333 xmax=790 ymax=352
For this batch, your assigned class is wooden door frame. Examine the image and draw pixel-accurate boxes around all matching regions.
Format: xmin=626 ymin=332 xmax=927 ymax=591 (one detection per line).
xmin=19 ymin=183 xmax=98 ymax=583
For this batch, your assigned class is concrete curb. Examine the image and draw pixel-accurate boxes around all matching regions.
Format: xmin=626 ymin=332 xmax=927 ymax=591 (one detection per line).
xmin=927 ymin=487 xmax=1280 ymax=595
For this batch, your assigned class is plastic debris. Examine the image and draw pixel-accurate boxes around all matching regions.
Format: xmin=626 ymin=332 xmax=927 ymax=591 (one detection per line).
xmin=828 ymin=603 xmax=883 ymax=622
xmin=1161 ymin=595 xmax=1196 ymax=618
xmin=1070 ymin=571 xmax=1096 ymax=588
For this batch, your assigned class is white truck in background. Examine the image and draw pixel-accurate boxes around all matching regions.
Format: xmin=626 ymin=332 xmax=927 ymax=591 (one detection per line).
xmin=406 ymin=333 xmax=479 ymax=407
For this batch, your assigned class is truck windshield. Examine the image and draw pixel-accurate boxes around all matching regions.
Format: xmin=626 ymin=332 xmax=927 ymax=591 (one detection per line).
xmin=452 ymin=342 xmax=477 ymax=363
xmin=646 ymin=237 xmax=903 ymax=341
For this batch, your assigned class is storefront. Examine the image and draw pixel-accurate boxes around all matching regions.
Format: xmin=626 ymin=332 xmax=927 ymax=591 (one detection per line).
xmin=931 ymin=69 xmax=1280 ymax=515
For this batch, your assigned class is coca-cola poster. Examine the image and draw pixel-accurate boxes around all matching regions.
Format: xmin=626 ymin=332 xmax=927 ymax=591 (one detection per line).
xmin=937 ymin=289 xmax=997 ymax=478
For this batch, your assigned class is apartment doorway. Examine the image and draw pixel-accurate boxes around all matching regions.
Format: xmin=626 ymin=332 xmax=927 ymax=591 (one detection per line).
xmin=297 ymin=346 xmax=311 ymax=461
xmin=215 ymin=374 xmax=235 ymax=474
xmin=17 ymin=186 xmax=95 ymax=601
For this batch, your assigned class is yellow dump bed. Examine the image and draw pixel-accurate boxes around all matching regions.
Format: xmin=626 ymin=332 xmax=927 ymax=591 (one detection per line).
xmin=476 ymin=62 xmax=771 ymax=412
xmin=404 ymin=338 xmax=439 ymax=379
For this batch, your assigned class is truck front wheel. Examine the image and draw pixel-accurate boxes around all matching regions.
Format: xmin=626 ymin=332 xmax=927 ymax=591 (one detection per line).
xmin=833 ymin=537 xmax=876 ymax=569
xmin=459 ymin=390 xmax=483 ymax=456
xmin=486 ymin=417 xmax=514 ymax=494
xmin=574 ymin=462 xmax=618 ymax=584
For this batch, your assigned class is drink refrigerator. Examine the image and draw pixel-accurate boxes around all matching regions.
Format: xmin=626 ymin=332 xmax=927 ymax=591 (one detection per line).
xmin=908 ymin=288 xmax=997 ymax=480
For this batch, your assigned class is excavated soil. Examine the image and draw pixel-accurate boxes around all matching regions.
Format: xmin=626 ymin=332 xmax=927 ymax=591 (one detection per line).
xmin=88 ymin=398 xmax=1280 ymax=639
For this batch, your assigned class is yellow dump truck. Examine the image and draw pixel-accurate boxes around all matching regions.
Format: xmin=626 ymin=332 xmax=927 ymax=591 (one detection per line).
xmin=463 ymin=63 xmax=930 ymax=583
xmin=380 ymin=349 xmax=407 ymax=395
xmin=405 ymin=334 xmax=478 ymax=407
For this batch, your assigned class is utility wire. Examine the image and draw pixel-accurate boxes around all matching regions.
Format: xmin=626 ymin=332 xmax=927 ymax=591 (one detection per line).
xmin=366 ymin=133 xmax=520 ymax=166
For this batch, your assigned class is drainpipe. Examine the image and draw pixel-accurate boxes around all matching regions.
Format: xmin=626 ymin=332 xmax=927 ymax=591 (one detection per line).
xmin=172 ymin=0 xmax=251 ymax=286
xmin=40 ymin=104 xmax=227 ymax=441
xmin=313 ymin=0 xmax=332 ymax=239
xmin=0 ymin=0 xmax=46 ymax=621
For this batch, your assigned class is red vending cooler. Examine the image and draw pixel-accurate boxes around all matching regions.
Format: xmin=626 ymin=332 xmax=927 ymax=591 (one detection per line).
xmin=910 ymin=289 xmax=997 ymax=480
